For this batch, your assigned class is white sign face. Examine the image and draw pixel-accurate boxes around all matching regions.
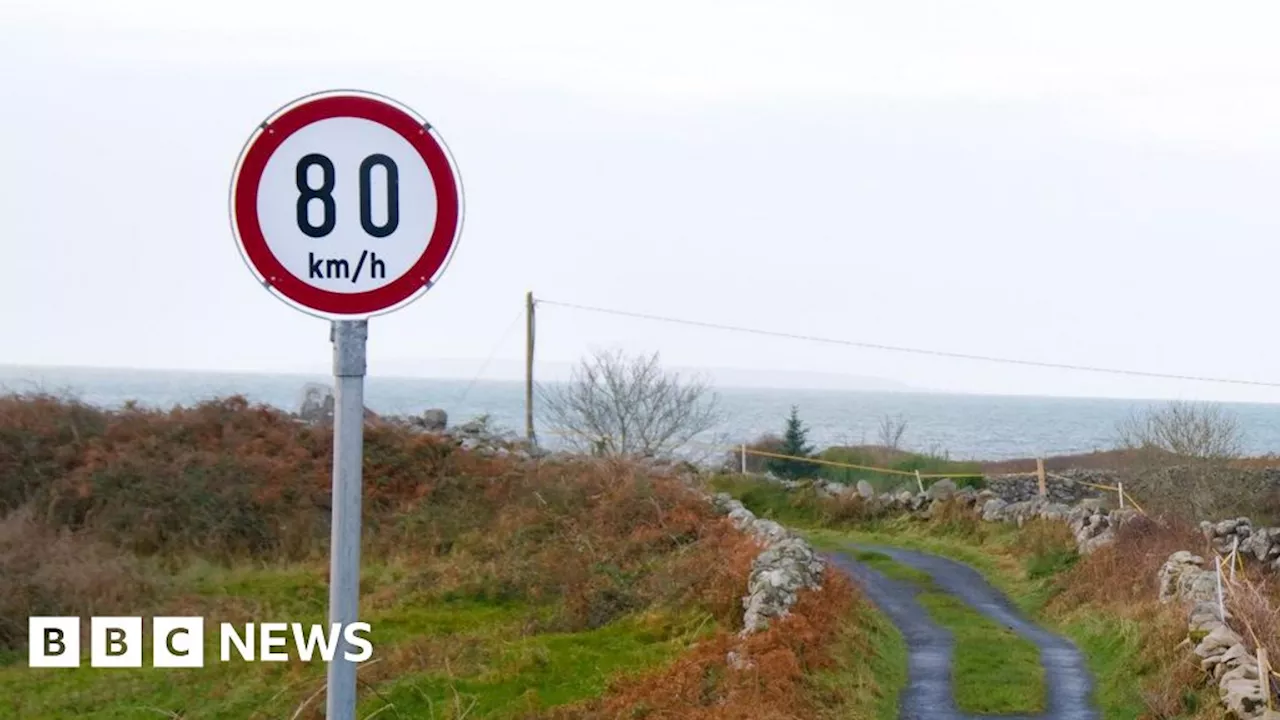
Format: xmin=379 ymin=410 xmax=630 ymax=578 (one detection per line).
xmin=257 ymin=117 xmax=438 ymax=294
xmin=231 ymin=91 xmax=463 ymax=317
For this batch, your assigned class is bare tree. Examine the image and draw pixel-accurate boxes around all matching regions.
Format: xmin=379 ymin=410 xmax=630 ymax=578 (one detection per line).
xmin=877 ymin=414 xmax=908 ymax=451
xmin=1114 ymin=401 xmax=1243 ymax=461
xmin=539 ymin=350 xmax=720 ymax=458
xmin=1113 ymin=401 xmax=1251 ymax=519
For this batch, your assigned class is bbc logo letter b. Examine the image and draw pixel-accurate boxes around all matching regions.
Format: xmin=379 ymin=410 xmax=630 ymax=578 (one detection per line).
xmin=29 ymin=617 xmax=80 ymax=668
xmin=91 ymin=617 xmax=142 ymax=668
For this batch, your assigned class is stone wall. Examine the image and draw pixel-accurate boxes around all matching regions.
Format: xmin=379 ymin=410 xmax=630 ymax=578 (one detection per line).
xmin=710 ymin=493 xmax=826 ymax=636
xmin=1160 ymin=552 xmax=1279 ymax=719
xmin=985 ymin=469 xmax=1110 ymax=505
xmin=1202 ymin=518 xmax=1280 ymax=571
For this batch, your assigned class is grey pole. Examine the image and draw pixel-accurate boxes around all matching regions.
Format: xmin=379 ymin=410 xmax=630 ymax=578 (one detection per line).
xmin=326 ymin=319 xmax=367 ymax=720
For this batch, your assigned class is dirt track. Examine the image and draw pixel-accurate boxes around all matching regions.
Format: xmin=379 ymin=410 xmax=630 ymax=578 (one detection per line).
xmin=827 ymin=545 xmax=1098 ymax=720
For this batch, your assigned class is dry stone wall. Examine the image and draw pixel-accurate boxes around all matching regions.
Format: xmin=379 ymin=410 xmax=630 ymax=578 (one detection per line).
xmin=1160 ymin=552 xmax=1280 ymax=719
xmin=710 ymin=492 xmax=826 ymax=635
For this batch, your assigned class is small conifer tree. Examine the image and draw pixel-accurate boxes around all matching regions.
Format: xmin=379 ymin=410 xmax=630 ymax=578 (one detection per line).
xmin=767 ymin=405 xmax=815 ymax=480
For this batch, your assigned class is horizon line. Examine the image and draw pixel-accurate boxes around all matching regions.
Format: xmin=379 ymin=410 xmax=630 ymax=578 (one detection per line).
xmin=3 ymin=361 xmax=1280 ymax=408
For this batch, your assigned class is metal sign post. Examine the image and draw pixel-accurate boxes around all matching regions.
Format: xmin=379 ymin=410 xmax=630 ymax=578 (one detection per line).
xmin=229 ymin=90 xmax=463 ymax=720
xmin=327 ymin=319 xmax=367 ymax=717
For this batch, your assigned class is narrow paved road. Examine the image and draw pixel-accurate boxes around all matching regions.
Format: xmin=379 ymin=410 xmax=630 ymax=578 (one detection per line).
xmin=827 ymin=545 xmax=1098 ymax=720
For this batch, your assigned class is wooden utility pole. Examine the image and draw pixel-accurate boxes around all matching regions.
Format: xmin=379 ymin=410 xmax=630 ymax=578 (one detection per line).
xmin=525 ymin=291 xmax=536 ymax=446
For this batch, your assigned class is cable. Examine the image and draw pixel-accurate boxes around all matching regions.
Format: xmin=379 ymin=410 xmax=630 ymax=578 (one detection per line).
xmin=454 ymin=308 xmax=526 ymax=405
xmin=537 ymin=298 xmax=1280 ymax=389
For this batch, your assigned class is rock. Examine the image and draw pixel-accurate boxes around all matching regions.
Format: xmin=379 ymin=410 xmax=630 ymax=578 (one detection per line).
xmin=455 ymin=419 xmax=487 ymax=436
xmin=1219 ymin=643 xmax=1253 ymax=668
xmin=297 ymin=382 xmax=334 ymax=425
xmin=1078 ymin=498 xmax=1105 ymax=512
xmin=1080 ymin=529 xmax=1117 ymax=554
xmin=981 ymin=498 xmax=1009 ymax=522
xmin=1215 ymin=519 xmax=1242 ymax=537
xmin=1038 ymin=502 xmax=1072 ymax=521
xmin=1241 ymin=528 xmax=1274 ymax=563
xmin=1220 ymin=658 xmax=1260 ymax=683
xmin=856 ymin=480 xmax=875 ymax=499
xmin=1110 ymin=508 xmax=1142 ymax=527
xmin=1195 ymin=625 xmax=1244 ymax=658
xmin=926 ymin=478 xmax=957 ymax=501
xmin=1220 ymin=677 xmax=1267 ymax=717
xmin=419 ymin=408 xmax=448 ymax=431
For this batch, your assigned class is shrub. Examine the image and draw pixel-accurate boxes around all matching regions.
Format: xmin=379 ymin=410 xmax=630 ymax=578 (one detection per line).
xmin=816 ymin=446 xmax=983 ymax=492
xmin=554 ymin=575 xmax=859 ymax=720
xmin=539 ymin=350 xmax=720 ymax=458
xmin=724 ymin=433 xmax=785 ymax=474
xmin=1115 ymin=401 xmax=1243 ymax=461
xmin=0 ymin=506 xmax=154 ymax=649
xmin=0 ymin=392 xmax=109 ymax=513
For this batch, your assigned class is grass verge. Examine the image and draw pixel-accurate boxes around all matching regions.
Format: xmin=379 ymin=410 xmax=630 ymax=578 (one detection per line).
xmin=0 ymin=562 xmax=714 ymax=719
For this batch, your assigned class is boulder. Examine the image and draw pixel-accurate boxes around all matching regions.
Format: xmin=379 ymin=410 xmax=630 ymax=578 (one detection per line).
xmin=981 ymin=498 xmax=1009 ymax=522
xmin=1220 ymin=677 xmax=1267 ymax=718
xmin=419 ymin=408 xmax=448 ymax=431
xmin=1241 ymin=528 xmax=1275 ymax=563
xmin=856 ymin=480 xmax=875 ymax=499
xmin=1159 ymin=551 xmax=1210 ymax=604
xmin=1215 ymin=518 xmax=1244 ymax=537
xmin=926 ymin=478 xmax=957 ymax=501
xmin=296 ymin=383 xmax=379 ymax=426
xmin=297 ymin=382 xmax=334 ymax=425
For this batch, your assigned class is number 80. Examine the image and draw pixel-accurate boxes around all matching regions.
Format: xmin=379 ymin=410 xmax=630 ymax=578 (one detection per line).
xmin=295 ymin=153 xmax=400 ymax=239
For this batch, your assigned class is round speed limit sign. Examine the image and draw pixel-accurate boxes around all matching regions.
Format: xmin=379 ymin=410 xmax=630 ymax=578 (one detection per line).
xmin=230 ymin=90 xmax=463 ymax=317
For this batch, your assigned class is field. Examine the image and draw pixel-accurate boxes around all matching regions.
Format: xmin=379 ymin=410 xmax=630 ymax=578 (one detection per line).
xmin=0 ymin=393 xmax=895 ymax=719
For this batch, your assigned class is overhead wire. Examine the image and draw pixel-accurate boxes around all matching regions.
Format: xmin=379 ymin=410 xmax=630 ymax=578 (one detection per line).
xmin=453 ymin=308 xmax=526 ymax=405
xmin=537 ymin=298 xmax=1280 ymax=389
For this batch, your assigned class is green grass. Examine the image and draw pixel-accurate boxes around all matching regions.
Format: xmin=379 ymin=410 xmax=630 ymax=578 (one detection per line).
xmin=816 ymin=447 xmax=984 ymax=492
xmin=0 ymin=563 xmax=713 ymax=719
xmin=846 ymin=549 xmax=1045 ymax=715
xmin=916 ymin=592 xmax=1043 ymax=714
xmin=364 ymin=611 xmax=710 ymax=719
xmin=806 ymin=595 xmax=909 ymax=720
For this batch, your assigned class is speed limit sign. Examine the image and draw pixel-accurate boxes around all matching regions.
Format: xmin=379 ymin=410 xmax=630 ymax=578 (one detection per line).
xmin=228 ymin=89 xmax=465 ymax=720
xmin=230 ymin=90 xmax=463 ymax=317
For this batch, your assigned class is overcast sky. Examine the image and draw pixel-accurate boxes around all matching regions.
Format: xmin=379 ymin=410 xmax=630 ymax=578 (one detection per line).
xmin=5 ymin=1 xmax=1280 ymax=403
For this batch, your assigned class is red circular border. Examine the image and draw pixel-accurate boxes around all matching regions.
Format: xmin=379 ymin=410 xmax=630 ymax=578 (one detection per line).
xmin=232 ymin=95 xmax=461 ymax=316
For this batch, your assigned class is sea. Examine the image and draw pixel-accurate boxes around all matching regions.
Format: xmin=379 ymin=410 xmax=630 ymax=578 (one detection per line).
xmin=4 ymin=364 xmax=1280 ymax=461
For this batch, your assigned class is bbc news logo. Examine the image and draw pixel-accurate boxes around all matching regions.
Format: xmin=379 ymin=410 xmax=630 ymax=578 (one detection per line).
xmin=28 ymin=617 xmax=373 ymax=668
